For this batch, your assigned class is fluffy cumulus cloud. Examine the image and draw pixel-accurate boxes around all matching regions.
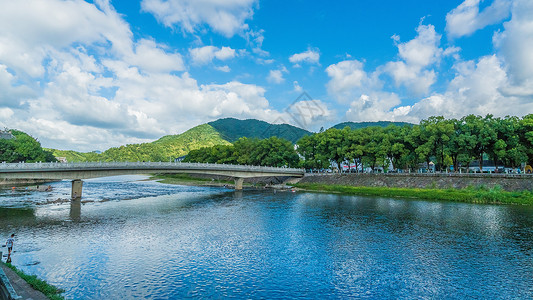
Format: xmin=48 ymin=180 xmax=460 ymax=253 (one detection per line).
xmin=345 ymin=92 xmax=402 ymax=122
xmin=281 ymin=99 xmax=336 ymax=131
xmin=325 ymin=60 xmax=368 ymax=101
xmin=328 ymin=24 xmax=445 ymax=120
xmin=141 ymin=0 xmax=257 ymax=37
xmin=383 ymin=24 xmax=443 ymax=96
xmin=327 ymin=3 xmax=533 ymax=124
xmin=267 ymin=66 xmax=288 ymax=84
xmin=325 ymin=59 xmax=409 ymax=121
xmin=126 ymin=39 xmax=185 ymax=73
xmin=400 ymin=0 xmax=533 ymax=121
xmin=446 ymin=0 xmax=512 ymax=38
xmin=494 ymin=0 xmax=533 ymax=87
xmin=0 ymin=0 xmax=285 ymax=151
xmin=289 ymin=48 xmax=320 ymax=66
xmin=189 ymin=46 xmax=237 ymax=65
xmin=0 ymin=0 xmax=132 ymax=77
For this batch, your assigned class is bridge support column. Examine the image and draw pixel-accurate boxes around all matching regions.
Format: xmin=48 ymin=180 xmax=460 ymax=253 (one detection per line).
xmin=234 ymin=178 xmax=244 ymax=190
xmin=71 ymin=179 xmax=83 ymax=199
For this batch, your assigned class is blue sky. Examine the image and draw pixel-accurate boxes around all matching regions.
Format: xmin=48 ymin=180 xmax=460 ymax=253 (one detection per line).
xmin=0 ymin=0 xmax=532 ymax=151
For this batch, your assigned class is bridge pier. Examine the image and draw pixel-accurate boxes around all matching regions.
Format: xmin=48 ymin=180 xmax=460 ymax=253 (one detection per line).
xmin=71 ymin=179 xmax=83 ymax=199
xmin=234 ymin=178 xmax=244 ymax=190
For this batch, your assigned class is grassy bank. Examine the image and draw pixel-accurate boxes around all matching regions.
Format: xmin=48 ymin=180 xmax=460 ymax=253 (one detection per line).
xmin=4 ymin=263 xmax=64 ymax=300
xmin=151 ymin=173 xmax=234 ymax=186
xmin=294 ymin=183 xmax=533 ymax=205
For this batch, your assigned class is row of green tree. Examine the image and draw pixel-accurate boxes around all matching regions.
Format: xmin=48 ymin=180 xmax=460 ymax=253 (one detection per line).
xmin=0 ymin=130 xmax=57 ymax=163
xmin=184 ymin=136 xmax=300 ymax=167
xmin=186 ymin=115 xmax=533 ymax=172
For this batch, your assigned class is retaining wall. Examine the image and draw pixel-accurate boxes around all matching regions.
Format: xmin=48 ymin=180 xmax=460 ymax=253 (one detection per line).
xmin=299 ymin=173 xmax=533 ymax=192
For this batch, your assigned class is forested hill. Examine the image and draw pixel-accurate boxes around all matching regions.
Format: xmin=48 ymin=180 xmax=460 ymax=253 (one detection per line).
xmin=37 ymin=119 xmax=418 ymax=163
xmin=208 ymin=118 xmax=312 ymax=144
xmin=0 ymin=130 xmax=56 ymax=162
xmin=49 ymin=118 xmax=312 ymax=162
xmin=51 ymin=124 xmax=230 ymax=162
xmin=331 ymin=121 xmax=414 ymax=130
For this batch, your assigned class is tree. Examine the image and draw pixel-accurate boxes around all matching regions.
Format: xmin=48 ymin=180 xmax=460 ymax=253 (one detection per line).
xmin=419 ymin=116 xmax=454 ymax=171
xmin=0 ymin=130 xmax=57 ymax=163
xmin=461 ymin=115 xmax=497 ymax=172
xmin=518 ymin=114 xmax=533 ymax=165
xmin=383 ymin=125 xmax=410 ymax=171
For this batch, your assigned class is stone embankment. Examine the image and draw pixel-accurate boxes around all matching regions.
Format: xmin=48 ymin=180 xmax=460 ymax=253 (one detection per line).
xmin=299 ymin=173 xmax=533 ymax=192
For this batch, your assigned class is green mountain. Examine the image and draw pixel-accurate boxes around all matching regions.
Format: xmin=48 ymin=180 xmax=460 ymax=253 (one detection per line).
xmin=209 ymin=118 xmax=311 ymax=143
xmin=48 ymin=119 xmax=419 ymax=163
xmin=51 ymin=124 xmax=230 ymax=162
xmin=331 ymin=121 xmax=414 ymax=130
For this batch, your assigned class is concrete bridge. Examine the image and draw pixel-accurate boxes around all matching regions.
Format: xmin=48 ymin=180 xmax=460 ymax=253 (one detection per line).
xmin=0 ymin=162 xmax=305 ymax=198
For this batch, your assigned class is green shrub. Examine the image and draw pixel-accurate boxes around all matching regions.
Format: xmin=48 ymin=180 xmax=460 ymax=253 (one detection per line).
xmin=5 ymin=263 xmax=65 ymax=300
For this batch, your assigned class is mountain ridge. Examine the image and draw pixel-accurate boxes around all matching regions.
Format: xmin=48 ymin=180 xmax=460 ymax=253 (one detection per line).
xmin=48 ymin=118 xmax=415 ymax=162
xmin=331 ymin=121 xmax=414 ymax=130
xmin=208 ymin=117 xmax=311 ymax=144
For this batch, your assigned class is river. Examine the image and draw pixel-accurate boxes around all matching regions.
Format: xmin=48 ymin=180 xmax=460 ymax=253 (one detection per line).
xmin=1 ymin=175 xmax=532 ymax=299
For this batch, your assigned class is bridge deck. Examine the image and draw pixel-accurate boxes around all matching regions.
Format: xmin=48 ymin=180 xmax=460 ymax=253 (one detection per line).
xmin=0 ymin=162 xmax=305 ymax=180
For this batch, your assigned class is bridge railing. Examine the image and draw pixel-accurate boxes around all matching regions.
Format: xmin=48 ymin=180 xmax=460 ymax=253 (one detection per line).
xmin=0 ymin=161 xmax=305 ymax=174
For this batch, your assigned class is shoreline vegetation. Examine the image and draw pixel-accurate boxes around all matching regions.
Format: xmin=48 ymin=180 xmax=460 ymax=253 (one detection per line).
xmin=151 ymin=173 xmax=533 ymax=205
xmin=3 ymin=262 xmax=65 ymax=300
xmin=151 ymin=174 xmax=237 ymax=187
xmin=293 ymin=183 xmax=533 ymax=205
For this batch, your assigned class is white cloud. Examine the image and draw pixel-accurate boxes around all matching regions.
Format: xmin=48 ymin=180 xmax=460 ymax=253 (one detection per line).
xmin=0 ymin=0 xmax=132 ymax=77
xmin=494 ymin=0 xmax=533 ymax=86
xmin=384 ymin=23 xmax=442 ymax=96
xmin=283 ymin=99 xmax=336 ymax=131
xmin=394 ymin=55 xmax=533 ymax=122
xmin=267 ymin=66 xmax=288 ymax=84
xmin=326 ymin=60 xmax=368 ymax=99
xmin=289 ymin=48 xmax=320 ymax=65
xmin=141 ymin=0 xmax=257 ymax=37
xmin=189 ymin=46 xmax=237 ymax=65
xmin=126 ymin=39 xmax=185 ymax=73
xmin=0 ymin=64 xmax=36 ymax=107
xmin=293 ymin=81 xmax=303 ymax=93
xmin=0 ymin=0 xmax=294 ymax=152
xmin=215 ymin=65 xmax=231 ymax=72
xmin=446 ymin=0 xmax=512 ymax=38
xmin=345 ymin=92 xmax=402 ymax=122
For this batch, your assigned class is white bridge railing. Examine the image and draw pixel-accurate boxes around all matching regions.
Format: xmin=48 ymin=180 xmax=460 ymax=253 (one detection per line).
xmin=0 ymin=161 xmax=304 ymax=174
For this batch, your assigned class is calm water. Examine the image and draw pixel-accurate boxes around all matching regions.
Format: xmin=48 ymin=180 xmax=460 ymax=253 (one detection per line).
xmin=1 ymin=176 xmax=532 ymax=299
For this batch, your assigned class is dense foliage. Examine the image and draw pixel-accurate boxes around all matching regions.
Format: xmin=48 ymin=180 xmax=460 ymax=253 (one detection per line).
xmin=331 ymin=121 xmax=413 ymax=130
xmin=298 ymin=115 xmax=533 ymax=172
xmin=208 ymin=118 xmax=311 ymax=143
xmin=184 ymin=136 xmax=300 ymax=167
xmin=51 ymin=124 xmax=230 ymax=162
xmin=0 ymin=130 xmax=56 ymax=162
xmin=159 ymin=115 xmax=533 ymax=172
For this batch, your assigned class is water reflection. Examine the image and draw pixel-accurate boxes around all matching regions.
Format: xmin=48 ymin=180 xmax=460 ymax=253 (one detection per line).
xmin=69 ymin=199 xmax=81 ymax=221
xmin=1 ymin=179 xmax=532 ymax=299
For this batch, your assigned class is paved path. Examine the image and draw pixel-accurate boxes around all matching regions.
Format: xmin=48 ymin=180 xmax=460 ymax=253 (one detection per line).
xmin=0 ymin=262 xmax=48 ymax=300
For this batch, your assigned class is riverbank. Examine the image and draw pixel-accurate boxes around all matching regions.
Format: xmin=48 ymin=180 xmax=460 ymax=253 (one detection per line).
xmin=151 ymin=173 xmax=289 ymax=189
xmin=150 ymin=173 xmax=236 ymax=187
xmin=0 ymin=262 xmax=63 ymax=300
xmin=299 ymin=173 xmax=533 ymax=191
xmin=153 ymin=173 xmax=533 ymax=205
xmin=294 ymin=183 xmax=533 ymax=205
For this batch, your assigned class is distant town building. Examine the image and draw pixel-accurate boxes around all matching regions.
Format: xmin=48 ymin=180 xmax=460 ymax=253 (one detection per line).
xmin=57 ymin=157 xmax=68 ymax=163
xmin=0 ymin=129 xmax=15 ymax=140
